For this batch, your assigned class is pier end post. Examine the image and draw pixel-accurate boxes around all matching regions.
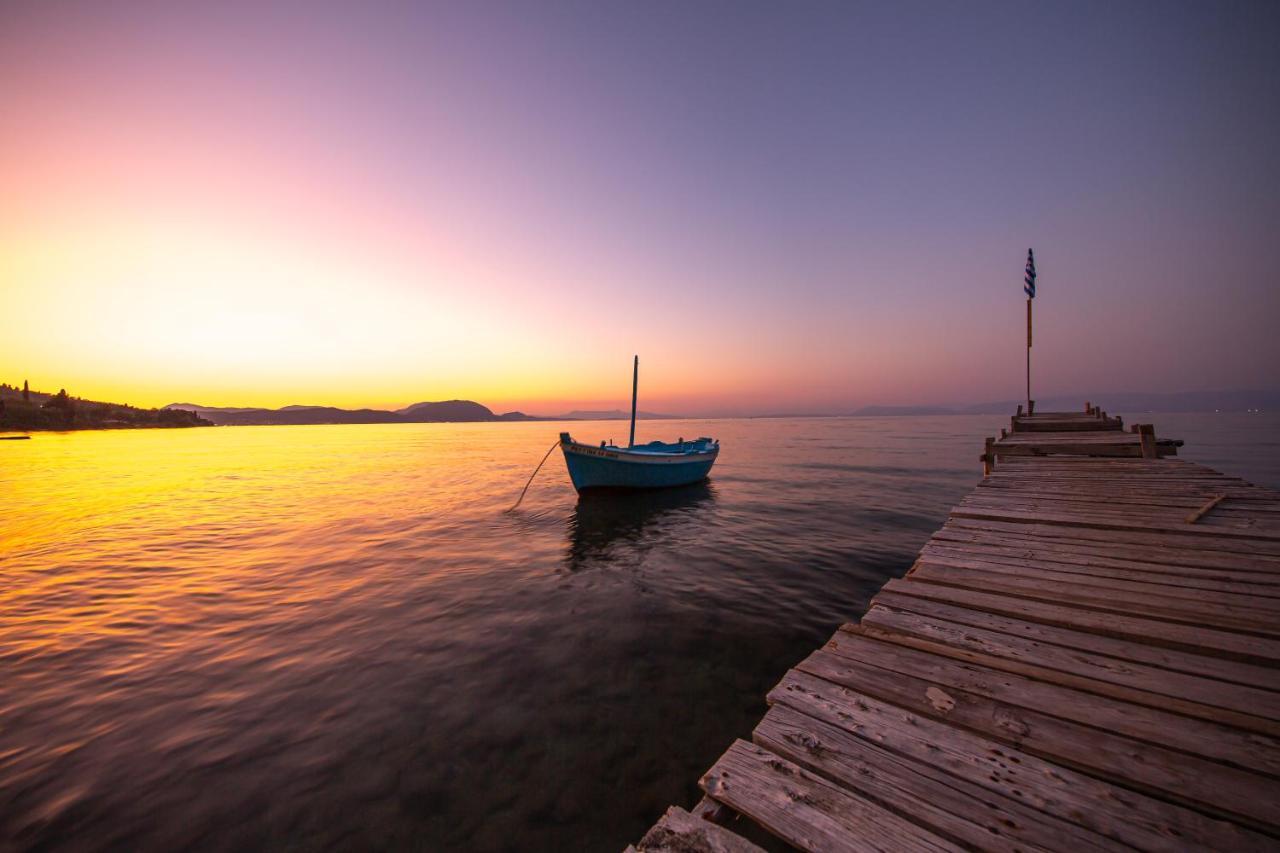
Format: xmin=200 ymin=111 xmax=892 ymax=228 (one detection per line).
xmin=1138 ymin=424 xmax=1158 ymax=459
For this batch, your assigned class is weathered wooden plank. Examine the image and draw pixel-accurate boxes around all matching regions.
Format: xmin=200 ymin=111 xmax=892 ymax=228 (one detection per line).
xmin=944 ymin=515 xmax=1280 ymax=556
xmin=994 ymin=456 xmax=1191 ymax=463
xmin=856 ymin=605 xmax=1280 ymax=732
xmin=985 ymin=474 xmax=1265 ymax=487
xmin=935 ymin=520 xmax=1280 ymax=570
xmin=906 ymin=550 xmax=1280 ymax=625
xmin=997 ymin=431 xmax=1165 ymax=442
xmin=1011 ymin=418 xmax=1124 ymax=432
xmin=769 ymin=669 xmax=1278 ymax=851
xmin=990 ymin=465 xmax=1224 ymax=478
xmin=909 ymin=562 xmax=1280 ymax=635
xmin=999 ymin=431 xmax=1143 ymax=441
xmin=821 ymin=632 xmax=1280 ymax=776
xmin=979 ymin=471 xmax=1273 ymax=488
xmin=915 ymin=549 xmax=1280 ymax=611
xmin=978 ymin=481 xmax=1277 ymax=500
xmin=916 ymin=548 xmax=1280 ymax=606
xmin=877 ymin=577 xmax=1280 ymax=663
xmin=963 ymin=491 xmax=1280 ymax=519
xmin=995 ymin=454 xmax=1199 ymax=462
xmin=987 ymin=475 xmax=1256 ymax=487
xmin=868 ymin=590 xmax=1280 ymax=690
xmin=993 ymin=435 xmax=1183 ymax=458
xmin=951 ymin=505 xmax=1280 ymax=542
xmin=755 ymin=703 xmax=1100 ymax=852
xmin=971 ymin=491 xmax=1280 ymax=518
xmin=630 ymin=806 xmax=766 ymax=853
xmin=920 ymin=539 xmax=1280 ymax=591
xmin=997 ymin=445 xmax=1147 ymax=459
xmin=957 ymin=495 xmax=1280 ymax=531
xmin=700 ymin=740 xmax=960 ymax=852
xmin=796 ymin=648 xmax=1280 ymax=829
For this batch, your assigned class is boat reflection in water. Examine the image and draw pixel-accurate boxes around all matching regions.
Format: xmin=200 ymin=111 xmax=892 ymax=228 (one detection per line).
xmin=565 ymin=481 xmax=716 ymax=572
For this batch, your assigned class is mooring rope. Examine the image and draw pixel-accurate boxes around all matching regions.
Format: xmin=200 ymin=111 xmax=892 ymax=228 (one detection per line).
xmin=507 ymin=440 xmax=560 ymax=512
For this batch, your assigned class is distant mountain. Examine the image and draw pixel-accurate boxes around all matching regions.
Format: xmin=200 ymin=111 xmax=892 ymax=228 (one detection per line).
xmin=756 ymin=390 xmax=1279 ymax=419
xmin=552 ymin=409 xmax=679 ymax=420
xmin=204 ymin=406 xmax=403 ymax=426
xmin=954 ymin=390 xmax=1280 ymax=415
xmin=157 ymin=387 xmax=1277 ymax=427
xmin=398 ymin=400 xmax=499 ymax=421
xmin=849 ymin=405 xmax=955 ymax=417
xmin=165 ymin=403 xmax=264 ymax=415
xmin=165 ymin=399 xmax=542 ymax=426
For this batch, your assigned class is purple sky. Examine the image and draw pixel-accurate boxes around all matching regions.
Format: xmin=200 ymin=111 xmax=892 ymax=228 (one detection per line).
xmin=3 ymin=1 xmax=1278 ymax=413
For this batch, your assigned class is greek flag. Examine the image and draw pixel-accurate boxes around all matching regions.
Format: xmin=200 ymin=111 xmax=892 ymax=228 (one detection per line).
xmin=1024 ymin=248 xmax=1037 ymax=298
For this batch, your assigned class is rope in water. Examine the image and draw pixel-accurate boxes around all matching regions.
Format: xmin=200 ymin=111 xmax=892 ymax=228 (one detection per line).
xmin=507 ymin=440 xmax=561 ymax=511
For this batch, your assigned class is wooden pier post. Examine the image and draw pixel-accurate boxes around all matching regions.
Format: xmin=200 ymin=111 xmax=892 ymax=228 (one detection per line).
xmin=1138 ymin=423 xmax=1158 ymax=459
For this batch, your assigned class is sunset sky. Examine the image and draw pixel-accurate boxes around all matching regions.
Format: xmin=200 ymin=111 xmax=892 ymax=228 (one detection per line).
xmin=2 ymin=1 xmax=1278 ymax=416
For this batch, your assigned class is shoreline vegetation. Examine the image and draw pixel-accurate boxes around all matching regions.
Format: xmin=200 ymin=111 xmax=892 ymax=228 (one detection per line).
xmin=4 ymin=384 xmax=1273 ymax=435
xmin=0 ymin=383 xmax=212 ymax=432
xmin=0 ymin=385 xmax=684 ymax=434
xmin=164 ymin=401 xmax=680 ymax=426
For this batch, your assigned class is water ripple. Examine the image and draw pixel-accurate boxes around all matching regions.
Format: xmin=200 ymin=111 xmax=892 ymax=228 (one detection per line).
xmin=1 ymin=413 xmax=1274 ymax=850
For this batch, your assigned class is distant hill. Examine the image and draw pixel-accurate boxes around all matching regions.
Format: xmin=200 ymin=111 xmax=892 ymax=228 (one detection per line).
xmin=167 ymin=403 xmax=271 ymax=415
xmin=165 ymin=399 xmax=543 ymax=426
xmin=848 ymin=405 xmax=956 ymax=417
xmin=551 ymin=409 xmax=679 ymax=420
xmin=951 ymin=390 xmax=1280 ymax=415
xmin=398 ymin=400 xmax=498 ymax=421
xmin=746 ymin=390 xmax=1279 ymax=419
xmin=204 ymin=406 xmax=403 ymax=426
xmin=2 ymin=384 xmax=211 ymax=432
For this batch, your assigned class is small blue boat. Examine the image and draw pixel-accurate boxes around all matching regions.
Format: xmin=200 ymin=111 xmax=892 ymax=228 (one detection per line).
xmin=560 ymin=356 xmax=719 ymax=492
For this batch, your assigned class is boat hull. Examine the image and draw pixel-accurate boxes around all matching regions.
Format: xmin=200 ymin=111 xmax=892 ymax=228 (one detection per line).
xmin=560 ymin=438 xmax=718 ymax=492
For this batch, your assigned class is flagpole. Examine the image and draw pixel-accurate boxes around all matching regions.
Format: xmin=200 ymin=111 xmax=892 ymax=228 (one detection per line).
xmin=1023 ymin=248 xmax=1036 ymax=415
xmin=1026 ymin=296 xmax=1032 ymax=412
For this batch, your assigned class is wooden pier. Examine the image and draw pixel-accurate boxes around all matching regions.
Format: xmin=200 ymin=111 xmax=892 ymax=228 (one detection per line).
xmin=631 ymin=405 xmax=1280 ymax=852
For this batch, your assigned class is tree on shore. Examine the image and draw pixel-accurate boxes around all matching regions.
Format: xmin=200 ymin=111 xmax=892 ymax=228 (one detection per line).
xmin=22 ymin=380 xmax=29 ymax=401
xmin=44 ymin=389 xmax=75 ymax=424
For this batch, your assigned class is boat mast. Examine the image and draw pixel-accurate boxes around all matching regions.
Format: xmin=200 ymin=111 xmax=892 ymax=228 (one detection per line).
xmin=629 ymin=355 xmax=638 ymax=448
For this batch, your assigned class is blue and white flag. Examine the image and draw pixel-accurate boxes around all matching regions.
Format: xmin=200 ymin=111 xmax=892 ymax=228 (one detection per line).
xmin=1024 ymin=248 xmax=1037 ymax=299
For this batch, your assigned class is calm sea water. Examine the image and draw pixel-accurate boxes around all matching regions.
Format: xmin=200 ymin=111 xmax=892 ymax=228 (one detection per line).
xmin=2 ymin=413 xmax=1276 ymax=851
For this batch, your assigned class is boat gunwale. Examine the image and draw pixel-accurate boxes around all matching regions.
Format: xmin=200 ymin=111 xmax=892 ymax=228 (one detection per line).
xmin=560 ymin=437 xmax=718 ymax=462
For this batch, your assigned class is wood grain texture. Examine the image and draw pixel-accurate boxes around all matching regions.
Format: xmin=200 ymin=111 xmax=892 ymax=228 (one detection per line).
xmin=634 ymin=408 xmax=1280 ymax=850
xmin=700 ymin=740 xmax=959 ymax=852
xmin=767 ymin=669 xmax=1277 ymax=851
xmin=754 ymin=703 xmax=1099 ymax=852
xmin=630 ymin=806 xmax=766 ymax=853
xmin=855 ymin=604 xmax=1280 ymax=730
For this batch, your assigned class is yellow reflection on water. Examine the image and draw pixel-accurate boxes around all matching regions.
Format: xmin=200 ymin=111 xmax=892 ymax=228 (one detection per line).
xmin=0 ymin=423 xmax=580 ymax=662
